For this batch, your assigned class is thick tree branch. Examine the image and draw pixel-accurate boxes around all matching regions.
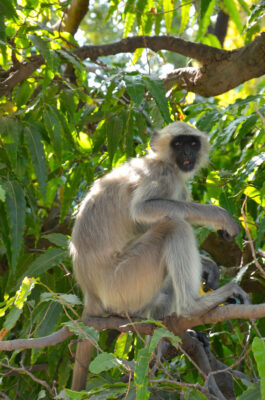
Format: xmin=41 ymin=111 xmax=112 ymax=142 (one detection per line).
xmin=163 ymin=32 xmax=265 ymax=95
xmin=0 ymin=303 xmax=264 ymax=351
xmin=64 ymin=0 xmax=90 ymax=36
xmin=77 ymin=35 xmax=229 ymax=64
xmin=0 ymin=33 xmax=265 ymax=98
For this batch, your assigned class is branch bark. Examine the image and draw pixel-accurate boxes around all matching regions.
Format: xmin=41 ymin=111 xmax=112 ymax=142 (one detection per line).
xmin=1 ymin=33 xmax=265 ymax=98
xmin=64 ymin=0 xmax=90 ymax=36
xmin=0 ymin=303 xmax=264 ymax=351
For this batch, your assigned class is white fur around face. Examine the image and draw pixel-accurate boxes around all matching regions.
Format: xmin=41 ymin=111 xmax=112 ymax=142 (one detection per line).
xmin=150 ymin=121 xmax=210 ymax=179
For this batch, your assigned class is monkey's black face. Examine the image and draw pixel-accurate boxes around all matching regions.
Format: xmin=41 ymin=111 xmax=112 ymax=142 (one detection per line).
xmin=171 ymin=135 xmax=201 ymax=172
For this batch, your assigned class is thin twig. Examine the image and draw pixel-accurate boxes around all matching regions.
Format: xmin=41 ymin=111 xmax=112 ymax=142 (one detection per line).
xmin=0 ymin=362 xmax=54 ymax=396
xmin=241 ymin=197 xmax=265 ymax=276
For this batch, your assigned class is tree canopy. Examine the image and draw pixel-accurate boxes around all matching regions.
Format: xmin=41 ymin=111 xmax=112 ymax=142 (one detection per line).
xmin=0 ymin=0 xmax=265 ymax=399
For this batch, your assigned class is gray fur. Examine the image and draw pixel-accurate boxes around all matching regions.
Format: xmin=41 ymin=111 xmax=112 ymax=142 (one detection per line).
xmin=70 ymin=121 xmax=249 ymax=391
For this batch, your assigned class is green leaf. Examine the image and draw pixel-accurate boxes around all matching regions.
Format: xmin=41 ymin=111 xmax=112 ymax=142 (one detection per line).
xmin=0 ymin=202 xmax=11 ymax=265
xmin=2 ymin=117 xmax=21 ymax=171
xmin=64 ymin=384 xmax=128 ymax=399
xmin=0 ymin=0 xmax=17 ymax=19
xmin=24 ymin=125 xmax=47 ymax=199
xmin=4 ymin=307 xmax=23 ymax=330
xmin=15 ymin=81 xmax=34 ymax=108
xmin=180 ymin=0 xmax=192 ymax=34
xmin=64 ymin=321 xmax=99 ymax=344
xmin=93 ymin=121 xmax=107 ymax=153
xmin=89 ymin=353 xmax=121 ymax=374
xmin=114 ymin=332 xmax=133 ymax=358
xmin=247 ymin=1 xmax=265 ymax=26
xmin=43 ymin=107 xmax=62 ymax=161
xmin=55 ymin=108 xmax=75 ymax=146
xmin=256 ymin=216 xmax=265 ymax=249
xmin=5 ymin=180 xmax=26 ymax=271
xmin=106 ymin=115 xmax=123 ymax=164
xmin=197 ymin=0 xmax=216 ymax=40
xmin=23 ymin=248 xmax=67 ymax=278
xmin=196 ymin=109 xmax=220 ymax=131
xmin=201 ymin=33 xmax=221 ymax=49
xmin=238 ymin=0 xmax=251 ymax=15
xmin=42 ymin=233 xmax=69 ymax=248
xmin=0 ymin=184 xmax=6 ymax=201
xmin=56 ymin=49 xmax=83 ymax=71
xmin=135 ymin=347 xmax=150 ymax=399
xmin=14 ymin=277 xmax=36 ymax=309
xmin=29 ymin=34 xmax=50 ymax=60
xmin=125 ymin=76 xmax=145 ymax=106
xmin=104 ymin=0 xmax=119 ymax=22
xmin=142 ymin=13 xmax=153 ymax=36
xmin=60 ymin=166 xmax=83 ymax=222
xmin=35 ymin=302 xmax=62 ymax=337
xmin=238 ymin=381 xmax=261 ymax=400
xmin=252 ymin=337 xmax=265 ymax=398
xmin=219 ymin=192 xmax=237 ymax=217
xmin=223 ymin=0 xmax=243 ymax=32
xmin=154 ymin=4 xmax=163 ymax=35
xmin=163 ymin=0 xmax=173 ymax=34
xmin=41 ymin=292 xmax=82 ymax=306
xmin=235 ymin=115 xmax=259 ymax=143
xmin=149 ymin=327 xmax=180 ymax=353
xmin=144 ymin=76 xmax=171 ymax=124
xmin=124 ymin=12 xmax=136 ymax=37
xmin=242 ymin=153 xmax=265 ymax=177
xmin=132 ymin=47 xmax=144 ymax=64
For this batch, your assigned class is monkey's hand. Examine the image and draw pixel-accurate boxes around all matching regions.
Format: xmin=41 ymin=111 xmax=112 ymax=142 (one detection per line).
xmin=201 ymin=255 xmax=219 ymax=291
xmin=211 ymin=206 xmax=240 ymax=239
xmin=226 ymin=282 xmax=251 ymax=305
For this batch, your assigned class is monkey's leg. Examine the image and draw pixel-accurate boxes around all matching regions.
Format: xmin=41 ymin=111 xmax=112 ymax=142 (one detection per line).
xmin=162 ymin=217 xmax=250 ymax=316
xmin=72 ymin=220 xmax=175 ymax=391
xmin=100 ymin=218 xmax=175 ymax=315
xmin=71 ymin=294 xmax=104 ymax=391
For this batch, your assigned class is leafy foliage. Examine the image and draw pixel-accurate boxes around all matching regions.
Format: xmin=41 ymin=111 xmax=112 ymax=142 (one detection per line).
xmin=0 ymin=0 xmax=265 ymax=399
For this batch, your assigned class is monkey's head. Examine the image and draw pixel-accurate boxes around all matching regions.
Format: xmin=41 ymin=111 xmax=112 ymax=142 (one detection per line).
xmin=150 ymin=122 xmax=209 ymax=177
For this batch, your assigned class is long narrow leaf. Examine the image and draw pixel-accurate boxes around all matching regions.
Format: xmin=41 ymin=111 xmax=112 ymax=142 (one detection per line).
xmin=197 ymin=0 xmax=216 ymax=40
xmin=163 ymin=0 xmax=173 ymax=34
xmin=106 ymin=115 xmax=123 ymax=165
xmin=252 ymin=337 xmax=265 ymax=398
xmin=125 ymin=76 xmax=145 ymax=106
xmin=5 ymin=180 xmax=25 ymax=272
xmin=180 ymin=0 xmax=192 ymax=34
xmin=24 ymin=125 xmax=47 ymax=199
xmin=43 ymin=107 xmax=62 ymax=161
xmin=2 ymin=117 xmax=21 ymax=171
xmin=22 ymin=247 xmax=67 ymax=279
xmin=223 ymin=0 xmax=243 ymax=32
xmin=144 ymin=76 xmax=171 ymax=123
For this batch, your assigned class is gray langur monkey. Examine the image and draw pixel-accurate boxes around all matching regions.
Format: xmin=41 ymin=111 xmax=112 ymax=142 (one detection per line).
xmin=70 ymin=121 xmax=249 ymax=391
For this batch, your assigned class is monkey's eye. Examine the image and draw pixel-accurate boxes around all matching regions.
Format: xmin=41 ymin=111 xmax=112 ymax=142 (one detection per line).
xmin=191 ymin=142 xmax=197 ymax=146
xmin=174 ymin=142 xmax=180 ymax=146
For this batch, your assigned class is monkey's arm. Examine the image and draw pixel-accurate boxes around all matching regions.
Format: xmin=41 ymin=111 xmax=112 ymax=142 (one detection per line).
xmin=131 ymin=196 xmax=240 ymax=237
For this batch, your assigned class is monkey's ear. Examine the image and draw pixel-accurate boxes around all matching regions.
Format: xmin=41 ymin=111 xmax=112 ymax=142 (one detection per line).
xmin=149 ymin=130 xmax=159 ymax=150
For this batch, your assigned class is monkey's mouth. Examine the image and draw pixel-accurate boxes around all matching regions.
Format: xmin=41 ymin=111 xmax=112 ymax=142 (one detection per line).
xmin=177 ymin=159 xmax=195 ymax=172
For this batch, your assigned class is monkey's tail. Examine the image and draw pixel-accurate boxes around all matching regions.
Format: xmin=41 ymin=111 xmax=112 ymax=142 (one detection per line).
xmin=71 ymin=339 xmax=94 ymax=391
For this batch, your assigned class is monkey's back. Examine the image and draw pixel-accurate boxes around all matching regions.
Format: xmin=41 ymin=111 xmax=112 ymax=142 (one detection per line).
xmin=70 ymin=158 xmax=149 ymax=293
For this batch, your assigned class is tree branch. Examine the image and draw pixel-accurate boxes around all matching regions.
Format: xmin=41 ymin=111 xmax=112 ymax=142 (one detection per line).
xmin=163 ymin=32 xmax=265 ymax=95
xmin=76 ymin=35 xmax=229 ymax=64
xmin=64 ymin=0 xmax=90 ymax=36
xmin=0 ymin=303 xmax=264 ymax=351
xmin=0 ymin=33 xmax=265 ymax=98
